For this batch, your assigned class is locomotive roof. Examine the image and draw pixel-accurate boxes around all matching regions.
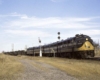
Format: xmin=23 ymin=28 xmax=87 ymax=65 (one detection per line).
xmin=27 ymin=34 xmax=92 ymax=50
xmin=27 ymin=37 xmax=74 ymax=49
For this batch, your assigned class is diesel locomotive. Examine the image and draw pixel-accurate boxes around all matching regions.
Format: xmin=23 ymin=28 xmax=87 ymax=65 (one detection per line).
xmin=27 ymin=34 xmax=95 ymax=58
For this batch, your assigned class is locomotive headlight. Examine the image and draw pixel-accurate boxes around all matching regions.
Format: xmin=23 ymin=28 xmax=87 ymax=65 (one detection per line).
xmin=86 ymin=38 xmax=88 ymax=40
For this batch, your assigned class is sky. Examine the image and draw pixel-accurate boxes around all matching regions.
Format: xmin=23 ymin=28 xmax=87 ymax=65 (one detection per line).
xmin=0 ymin=0 xmax=100 ymax=52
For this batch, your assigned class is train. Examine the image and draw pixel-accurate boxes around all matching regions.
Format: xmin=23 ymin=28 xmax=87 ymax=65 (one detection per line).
xmin=4 ymin=34 xmax=95 ymax=58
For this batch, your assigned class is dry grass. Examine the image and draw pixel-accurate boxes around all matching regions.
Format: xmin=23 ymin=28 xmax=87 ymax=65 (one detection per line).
xmin=0 ymin=54 xmax=23 ymax=80
xmin=1 ymin=54 xmax=100 ymax=80
xmin=95 ymin=49 xmax=100 ymax=57
xmin=22 ymin=56 xmax=100 ymax=80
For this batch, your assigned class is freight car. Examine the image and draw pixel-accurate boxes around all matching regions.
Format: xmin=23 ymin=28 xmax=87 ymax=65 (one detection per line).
xmin=4 ymin=50 xmax=26 ymax=56
xmin=27 ymin=34 xmax=95 ymax=58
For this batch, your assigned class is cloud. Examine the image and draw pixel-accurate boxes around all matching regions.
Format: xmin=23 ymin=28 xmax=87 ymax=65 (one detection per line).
xmin=0 ymin=12 xmax=27 ymax=18
xmin=6 ymin=17 xmax=63 ymax=28
xmin=1 ymin=13 xmax=100 ymax=37
xmin=78 ymin=30 xmax=100 ymax=36
xmin=5 ymin=30 xmax=52 ymax=38
xmin=1 ymin=13 xmax=95 ymax=30
xmin=1 ymin=13 xmax=100 ymax=33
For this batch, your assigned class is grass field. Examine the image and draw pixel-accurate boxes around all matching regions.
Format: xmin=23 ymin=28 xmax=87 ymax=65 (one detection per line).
xmin=21 ymin=56 xmax=100 ymax=80
xmin=0 ymin=51 xmax=100 ymax=80
xmin=0 ymin=54 xmax=23 ymax=80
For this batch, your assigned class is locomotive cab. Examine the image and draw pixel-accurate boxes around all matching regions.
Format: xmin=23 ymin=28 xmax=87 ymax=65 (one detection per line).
xmin=74 ymin=34 xmax=95 ymax=58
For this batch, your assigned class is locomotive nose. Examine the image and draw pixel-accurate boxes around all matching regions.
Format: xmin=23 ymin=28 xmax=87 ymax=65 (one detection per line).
xmin=85 ymin=43 xmax=90 ymax=48
xmin=85 ymin=38 xmax=91 ymax=48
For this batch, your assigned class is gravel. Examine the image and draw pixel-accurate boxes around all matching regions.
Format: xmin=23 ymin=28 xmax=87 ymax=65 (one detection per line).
xmin=17 ymin=59 xmax=78 ymax=80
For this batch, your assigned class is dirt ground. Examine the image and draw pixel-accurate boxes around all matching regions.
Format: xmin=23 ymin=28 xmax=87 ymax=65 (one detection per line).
xmin=16 ymin=58 xmax=78 ymax=80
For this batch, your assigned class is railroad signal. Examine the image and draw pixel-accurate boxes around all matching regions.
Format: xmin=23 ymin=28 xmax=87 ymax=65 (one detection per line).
xmin=58 ymin=32 xmax=60 ymax=35
xmin=58 ymin=36 xmax=60 ymax=40
xmin=58 ymin=32 xmax=61 ymax=41
xmin=38 ymin=37 xmax=41 ymax=43
xmin=57 ymin=32 xmax=61 ymax=57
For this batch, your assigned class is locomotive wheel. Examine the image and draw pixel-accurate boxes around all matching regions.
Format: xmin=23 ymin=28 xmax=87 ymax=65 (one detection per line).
xmin=67 ymin=53 xmax=71 ymax=58
xmin=90 ymin=52 xmax=95 ymax=57
xmin=81 ymin=53 xmax=86 ymax=59
xmin=59 ymin=53 xmax=63 ymax=57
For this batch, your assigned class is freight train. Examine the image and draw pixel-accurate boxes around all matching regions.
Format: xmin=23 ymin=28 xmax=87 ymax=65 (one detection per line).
xmin=4 ymin=34 xmax=95 ymax=58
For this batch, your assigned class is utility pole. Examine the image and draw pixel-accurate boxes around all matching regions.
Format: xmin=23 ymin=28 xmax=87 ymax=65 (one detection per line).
xmin=25 ymin=45 xmax=27 ymax=51
xmin=38 ymin=37 xmax=42 ymax=57
xmin=12 ymin=44 xmax=14 ymax=52
xmin=32 ymin=43 xmax=35 ymax=56
xmin=98 ymin=39 xmax=100 ymax=53
xmin=98 ymin=39 xmax=99 ymax=47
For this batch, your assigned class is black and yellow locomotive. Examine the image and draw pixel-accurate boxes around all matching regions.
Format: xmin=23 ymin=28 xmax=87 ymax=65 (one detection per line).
xmin=27 ymin=34 xmax=95 ymax=58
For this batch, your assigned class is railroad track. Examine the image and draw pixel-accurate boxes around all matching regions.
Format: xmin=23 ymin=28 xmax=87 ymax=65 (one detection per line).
xmin=86 ymin=57 xmax=100 ymax=61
